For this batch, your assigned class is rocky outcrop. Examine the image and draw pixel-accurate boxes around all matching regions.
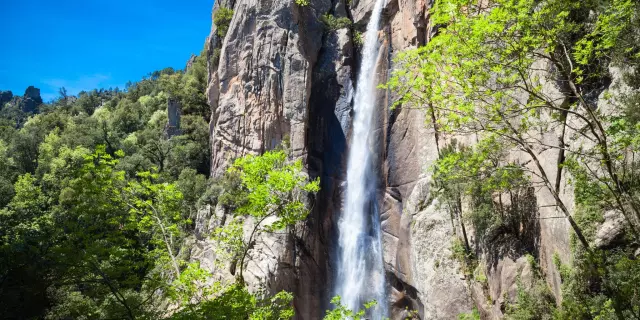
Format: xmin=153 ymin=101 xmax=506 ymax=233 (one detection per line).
xmin=186 ymin=54 xmax=198 ymax=72
xmin=202 ymin=0 xmax=335 ymax=317
xmin=0 ymin=91 xmax=12 ymax=108
xmin=594 ymin=210 xmax=625 ymax=248
xmin=22 ymin=86 xmax=42 ymax=113
xmin=404 ymin=181 xmax=473 ymax=319
xmin=206 ymin=0 xmax=330 ymax=177
xmin=165 ymin=97 xmax=182 ymax=138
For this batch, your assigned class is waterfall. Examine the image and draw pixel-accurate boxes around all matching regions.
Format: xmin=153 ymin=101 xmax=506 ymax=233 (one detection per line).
xmin=334 ymin=0 xmax=387 ymax=317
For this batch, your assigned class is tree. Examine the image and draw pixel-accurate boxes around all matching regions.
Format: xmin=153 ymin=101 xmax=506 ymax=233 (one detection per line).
xmin=323 ymin=296 xmax=377 ymax=320
xmin=0 ymin=140 xmax=17 ymax=206
xmin=213 ymin=150 xmax=320 ymax=284
xmin=169 ymin=283 xmax=294 ymax=320
xmin=213 ymin=7 xmax=234 ymax=38
xmin=386 ymin=0 xmax=640 ymax=250
xmin=163 ymin=150 xmax=318 ymax=319
xmin=58 ymin=87 xmax=68 ymax=103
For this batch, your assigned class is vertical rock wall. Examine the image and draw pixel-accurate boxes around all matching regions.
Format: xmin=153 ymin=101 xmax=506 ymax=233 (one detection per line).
xmin=199 ymin=0 xmax=586 ymax=318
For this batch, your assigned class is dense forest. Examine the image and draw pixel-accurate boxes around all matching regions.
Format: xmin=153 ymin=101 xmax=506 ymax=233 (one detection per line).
xmin=1 ymin=0 xmax=640 ymax=318
xmin=0 ymin=52 xmax=308 ymax=318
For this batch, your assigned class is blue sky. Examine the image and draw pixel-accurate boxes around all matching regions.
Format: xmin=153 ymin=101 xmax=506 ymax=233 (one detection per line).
xmin=0 ymin=0 xmax=213 ymax=102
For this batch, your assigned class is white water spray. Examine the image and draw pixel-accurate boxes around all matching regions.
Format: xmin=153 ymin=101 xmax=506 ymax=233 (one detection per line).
xmin=334 ymin=0 xmax=387 ymax=317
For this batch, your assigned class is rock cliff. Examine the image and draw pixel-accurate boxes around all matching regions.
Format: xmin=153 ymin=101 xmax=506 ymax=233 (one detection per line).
xmin=195 ymin=0 xmax=610 ymax=318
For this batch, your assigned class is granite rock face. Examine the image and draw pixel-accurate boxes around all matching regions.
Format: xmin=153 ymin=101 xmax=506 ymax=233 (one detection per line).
xmin=199 ymin=0 xmax=473 ymax=318
xmin=22 ymin=86 xmax=42 ymax=113
xmin=594 ymin=210 xmax=626 ymax=249
xmin=195 ymin=0 xmax=607 ymax=318
xmin=202 ymin=0 xmax=335 ymax=317
xmin=186 ymin=54 xmax=198 ymax=72
xmin=206 ymin=0 xmax=331 ymax=177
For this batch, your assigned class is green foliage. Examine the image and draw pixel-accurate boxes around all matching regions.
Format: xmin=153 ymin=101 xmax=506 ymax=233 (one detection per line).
xmin=294 ymin=0 xmax=310 ymax=6
xmin=229 ymin=150 xmax=320 ymax=230
xmin=213 ymin=150 xmax=320 ymax=282
xmin=353 ymin=30 xmax=364 ymax=46
xmin=549 ymin=205 xmax=640 ymax=320
xmin=0 ymin=140 xmax=17 ymax=206
xmin=458 ymin=308 xmax=481 ymax=320
xmin=320 ymin=13 xmax=352 ymax=31
xmin=213 ymin=7 xmax=234 ymax=38
xmin=0 ymin=147 xmax=182 ymax=318
xmin=551 ymin=249 xmax=640 ymax=320
xmin=451 ymin=238 xmax=472 ymax=267
xmin=434 ymin=138 xmax=529 ymax=244
xmin=212 ymin=48 xmax=222 ymax=69
xmin=435 ymin=138 xmax=528 ymax=196
xmin=505 ymin=277 xmax=556 ymax=320
xmin=171 ymin=284 xmax=294 ymax=320
xmin=177 ymin=168 xmax=207 ymax=219
xmin=0 ymin=48 xmax=220 ymax=318
xmin=386 ymin=0 xmax=640 ymax=248
xmin=1 ymin=143 xmax=306 ymax=318
xmin=473 ymin=264 xmax=488 ymax=285
xmin=323 ymin=296 xmax=377 ymax=320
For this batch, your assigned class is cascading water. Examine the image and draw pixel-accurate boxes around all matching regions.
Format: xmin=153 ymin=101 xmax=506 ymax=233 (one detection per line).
xmin=334 ymin=0 xmax=387 ymax=317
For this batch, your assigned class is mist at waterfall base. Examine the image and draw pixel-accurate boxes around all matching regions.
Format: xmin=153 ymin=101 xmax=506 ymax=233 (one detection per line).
xmin=334 ymin=0 xmax=387 ymax=317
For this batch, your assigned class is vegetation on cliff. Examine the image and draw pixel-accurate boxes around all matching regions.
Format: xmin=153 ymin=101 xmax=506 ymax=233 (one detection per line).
xmin=388 ymin=0 xmax=640 ymax=318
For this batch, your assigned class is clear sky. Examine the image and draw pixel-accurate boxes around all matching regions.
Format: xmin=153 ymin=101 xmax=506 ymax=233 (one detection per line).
xmin=0 ymin=0 xmax=213 ymax=102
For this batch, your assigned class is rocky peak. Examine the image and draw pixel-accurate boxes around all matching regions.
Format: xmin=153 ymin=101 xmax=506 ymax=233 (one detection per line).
xmin=0 ymin=91 xmax=13 ymax=109
xmin=22 ymin=86 xmax=42 ymax=113
xmin=186 ymin=54 xmax=197 ymax=72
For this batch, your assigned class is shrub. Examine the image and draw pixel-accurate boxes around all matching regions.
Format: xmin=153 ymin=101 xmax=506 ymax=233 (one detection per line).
xmin=320 ymin=14 xmax=352 ymax=31
xmin=213 ymin=7 xmax=234 ymax=38
xmin=353 ymin=30 xmax=364 ymax=46
xmin=506 ymin=277 xmax=555 ymax=320
xmin=458 ymin=308 xmax=480 ymax=320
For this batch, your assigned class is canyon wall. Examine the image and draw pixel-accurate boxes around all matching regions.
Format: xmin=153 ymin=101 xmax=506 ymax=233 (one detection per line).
xmin=193 ymin=0 xmax=608 ymax=318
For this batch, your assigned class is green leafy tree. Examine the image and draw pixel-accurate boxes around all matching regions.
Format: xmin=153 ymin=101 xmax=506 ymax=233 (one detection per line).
xmin=320 ymin=13 xmax=352 ymax=31
xmin=323 ymin=296 xmax=377 ymax=320
xmin=214 ymin=150 xmax=320 ymax=283
xmin=0 ymin=139 xmax=17 ymax=206
xmin=170 ymin=283 xmax=294 ymax=320
xmin=386 ymin=0 xmax=640 ymax=250
xmin=433 ymin=138 xmax=529 ymax=251
xmin=213 ymin=7 xmax=234 ymax=38
xmin=0 ymin=173 xmax=52 ymax=318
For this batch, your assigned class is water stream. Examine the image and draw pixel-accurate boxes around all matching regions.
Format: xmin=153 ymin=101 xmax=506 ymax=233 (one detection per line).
xmin=334 ymin=0 xmax=387 ymax=317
